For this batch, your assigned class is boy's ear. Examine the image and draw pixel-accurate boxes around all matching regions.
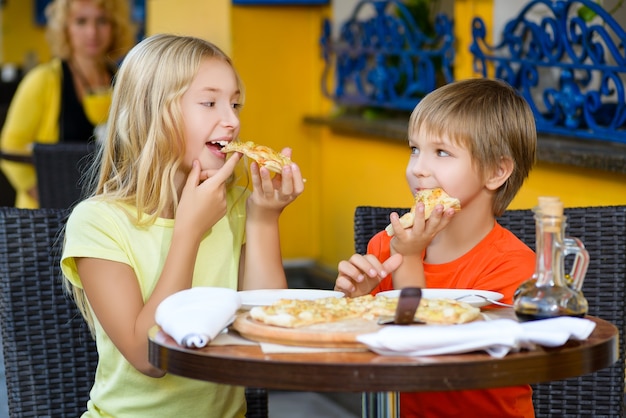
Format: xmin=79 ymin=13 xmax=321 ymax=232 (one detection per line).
xmin=485 ymin=156 xmax=514 ymax=191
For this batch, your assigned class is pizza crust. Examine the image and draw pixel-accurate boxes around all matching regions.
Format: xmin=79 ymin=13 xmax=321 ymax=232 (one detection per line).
xmin=385 ymin=188 xmax=461 ymax=236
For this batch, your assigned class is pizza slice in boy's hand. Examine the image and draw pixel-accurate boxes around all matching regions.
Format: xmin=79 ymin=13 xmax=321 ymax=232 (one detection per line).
xmin=221 ymin=140 xmax=292 ymax=174
xmin=385 ymin=188 xmax=461 ymax=236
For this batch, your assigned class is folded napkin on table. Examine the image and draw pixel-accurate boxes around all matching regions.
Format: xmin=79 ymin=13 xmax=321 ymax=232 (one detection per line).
xmin=155 ymin=287 xmax=241 ymax=348
xmin=356 ymin=317 xmax=596 ymax=358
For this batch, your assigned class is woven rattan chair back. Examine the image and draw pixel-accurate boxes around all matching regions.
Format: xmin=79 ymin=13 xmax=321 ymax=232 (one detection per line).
xmin=354 ymin=205 xmax=626 ymax=417
xmin=0 ymin=207 xmax=97 ymax=417
xmin=33 ymin=142 xmax=96 ymax=209
xmin=245 ymin=387 xmax=268 ymax=418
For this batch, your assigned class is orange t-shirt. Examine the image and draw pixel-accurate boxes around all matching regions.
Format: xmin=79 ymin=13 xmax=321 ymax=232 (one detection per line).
xmin=368 ymin=222 xmax=536 ymax=418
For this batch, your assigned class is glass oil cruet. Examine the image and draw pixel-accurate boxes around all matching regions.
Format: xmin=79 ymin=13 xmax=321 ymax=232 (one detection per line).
xmin=514 ymin=197 xmax=590 ymax=321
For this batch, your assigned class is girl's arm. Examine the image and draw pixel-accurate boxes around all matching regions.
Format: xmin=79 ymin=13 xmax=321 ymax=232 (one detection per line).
xmin=77 ymin=157 xmax=240 ymax=377
xmin=241 ymin=150 xmax=304 ymax=290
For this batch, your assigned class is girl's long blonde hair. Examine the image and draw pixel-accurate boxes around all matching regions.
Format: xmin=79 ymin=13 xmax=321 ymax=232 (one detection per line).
xmin=91 ymin=33 xmax=244 ymax=224
xmin=70 ymin=34 xmax=245 ymax=333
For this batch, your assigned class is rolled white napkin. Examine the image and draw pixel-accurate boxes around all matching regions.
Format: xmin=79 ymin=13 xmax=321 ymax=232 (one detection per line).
xmin=155 ymin=287 xmax=241 ymax=348
xmin=356 ymin=317 xmax=596 ymax=358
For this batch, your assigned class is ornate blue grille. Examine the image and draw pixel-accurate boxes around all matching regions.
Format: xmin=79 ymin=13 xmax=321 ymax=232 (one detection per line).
xmin=320 ymin=0 xmax=455 ymax=111
xmin=471 ymin=0 xmax=626 ymax=144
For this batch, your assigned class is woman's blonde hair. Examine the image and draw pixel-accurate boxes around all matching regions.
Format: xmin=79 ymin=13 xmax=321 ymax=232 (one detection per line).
xmin=70 ymin=34 xmax=246 ymax=333
xmin=408 ymin=78 xmax=537 ymax=216
xmin=45 ymin=0 xmax=136 ymax=61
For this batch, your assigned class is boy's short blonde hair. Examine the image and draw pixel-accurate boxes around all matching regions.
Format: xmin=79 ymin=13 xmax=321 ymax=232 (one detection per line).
xmin=408 ymin=78 xmax=537 ymax=216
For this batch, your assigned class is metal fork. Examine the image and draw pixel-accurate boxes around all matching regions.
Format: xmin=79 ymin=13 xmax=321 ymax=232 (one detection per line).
xmin=455 ymin=294 xmax=513 ymax=308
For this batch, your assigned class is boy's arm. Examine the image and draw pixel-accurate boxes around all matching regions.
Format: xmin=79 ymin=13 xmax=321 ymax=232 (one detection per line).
xmin=389 ymin=253 xmax=426 ymax=289
xmin=388 ymin=205 xmax=456 ymax=289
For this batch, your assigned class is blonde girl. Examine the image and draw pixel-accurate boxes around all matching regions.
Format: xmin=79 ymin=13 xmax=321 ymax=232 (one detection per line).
xmin=61 ymin=33 xmax=304 ymax=417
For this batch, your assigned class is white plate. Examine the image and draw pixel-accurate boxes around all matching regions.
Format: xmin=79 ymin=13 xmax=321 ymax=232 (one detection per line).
xmin=376 ymin=289 xmax=504 ymax=308
xmin=238 ymin=289 xmax=344 ymax=310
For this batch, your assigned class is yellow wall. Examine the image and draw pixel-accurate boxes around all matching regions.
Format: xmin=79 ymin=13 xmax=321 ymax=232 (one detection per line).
xmin=1 ymin=1 xmax=49 ymax=65
xmin=513 ymin=163 xmax=626 ymax=209
xmin=231 ymin=6 xmax=329 ymax=262
xmin=5 ymin=0 xmax=626 ymax=274
xmin=146 ymin=0 xmax=232 ymax=54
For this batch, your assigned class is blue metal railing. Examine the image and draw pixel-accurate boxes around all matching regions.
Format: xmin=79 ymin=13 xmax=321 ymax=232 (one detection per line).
xmin=471 ymin=0 xmax=626 ymax=144
xmin=320 ymin=0 xmax=455 ymax=111
xmin=321 ymin=0 xmax=625 ymax=145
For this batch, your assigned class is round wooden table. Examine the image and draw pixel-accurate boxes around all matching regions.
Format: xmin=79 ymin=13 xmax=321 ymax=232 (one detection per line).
xmin=148 ymin=315 xmax=618 ymax=417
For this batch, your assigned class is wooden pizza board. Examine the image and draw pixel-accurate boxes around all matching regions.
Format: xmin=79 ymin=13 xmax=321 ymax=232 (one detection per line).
xmin=232 ymin=312 xmax=383 ymax=349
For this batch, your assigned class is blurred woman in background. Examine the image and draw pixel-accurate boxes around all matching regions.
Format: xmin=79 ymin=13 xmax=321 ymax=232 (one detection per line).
xmin=0 ymin=0 xmax=135 ymax=208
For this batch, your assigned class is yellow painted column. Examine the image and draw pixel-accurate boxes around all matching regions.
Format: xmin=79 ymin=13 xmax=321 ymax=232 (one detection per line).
xmin=454 ymin=0 xmax=493 ymax=80
xmin=146 ymin=0 xmax=232 ymax=55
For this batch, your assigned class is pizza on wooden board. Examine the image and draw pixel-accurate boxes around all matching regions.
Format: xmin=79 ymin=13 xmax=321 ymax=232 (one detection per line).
xmin=220 ymin=140 xmax=292 ymax=174
xmin=249 ymin=294 xmax=480 ymax=328
xmin=385 ymin=188 xmax=461 ymax=236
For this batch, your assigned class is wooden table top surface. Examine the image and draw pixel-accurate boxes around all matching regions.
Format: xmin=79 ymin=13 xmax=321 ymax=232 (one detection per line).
xmin=148 ymin=314 xmax=619 ymax=392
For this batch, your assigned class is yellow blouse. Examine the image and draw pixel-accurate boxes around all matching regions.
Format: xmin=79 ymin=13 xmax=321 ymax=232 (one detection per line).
xmin=0 ymin=59 xmax=62 ymax=208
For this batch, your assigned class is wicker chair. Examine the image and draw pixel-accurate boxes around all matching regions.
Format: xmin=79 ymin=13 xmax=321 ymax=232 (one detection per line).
xmin=0 ymin=207 xmax=95 ymax=417
xmin=33 ymin=142 xmax=96 ymax=209
xmin=354 ymin=205 xmax=626 ymax=418
xmin=0 ymin=207 xmax=268 ymax=418
xmin=245 ymin=387 xmax=268 ymax=418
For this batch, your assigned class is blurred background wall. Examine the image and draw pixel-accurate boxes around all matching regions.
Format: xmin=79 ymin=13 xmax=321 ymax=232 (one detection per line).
xmin=2 ymin=0 xmax=626 ymax=273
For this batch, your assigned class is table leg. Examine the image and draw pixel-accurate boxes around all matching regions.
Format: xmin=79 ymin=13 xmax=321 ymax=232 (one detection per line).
xmin=362 ymin=392 xmax=399 ymax=418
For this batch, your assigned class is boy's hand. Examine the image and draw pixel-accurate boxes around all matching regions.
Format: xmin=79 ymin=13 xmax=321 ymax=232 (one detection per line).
xmin=334 ymin=253 xmax=403 ymax=297
xmin=390 ymin=203 xmax=457 ymax=256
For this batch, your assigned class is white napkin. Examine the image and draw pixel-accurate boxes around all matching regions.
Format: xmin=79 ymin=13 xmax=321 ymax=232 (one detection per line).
xmin=356 ymin=317 xmax=596 ymax=358
xmin=155 ymin=287 xmax=241 ymax=348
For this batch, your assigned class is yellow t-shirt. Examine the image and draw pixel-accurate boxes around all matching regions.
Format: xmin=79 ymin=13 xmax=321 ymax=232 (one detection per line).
xmin=61 ymin=188 xmax=249 ymax=418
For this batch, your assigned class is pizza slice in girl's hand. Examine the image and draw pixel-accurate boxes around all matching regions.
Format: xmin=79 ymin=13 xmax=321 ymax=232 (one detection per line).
xmin=220 ymin=140 xmax=292 ymax=174
xmin=385 ymin=188 xmax=461 ymax=236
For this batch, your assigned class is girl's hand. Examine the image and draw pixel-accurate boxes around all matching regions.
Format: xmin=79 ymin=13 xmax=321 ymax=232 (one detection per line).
xmin=176 ymin=154 xmax=240 ymax=238
xmin=247 ymin=147 xmax=305 ymax=219
xmin=334 ymin=253 xmax=403 ymax=297
xmin=389 ymin=203 xmax=456 ymax=256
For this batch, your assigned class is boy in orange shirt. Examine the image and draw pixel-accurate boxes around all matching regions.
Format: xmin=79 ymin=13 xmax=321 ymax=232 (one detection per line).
xmin=334 ymin=78 xmax=537 ymax=417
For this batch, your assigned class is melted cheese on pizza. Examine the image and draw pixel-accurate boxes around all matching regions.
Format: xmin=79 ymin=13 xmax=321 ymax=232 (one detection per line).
xmin=249 ymin=295 xmax=479 ymax=328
